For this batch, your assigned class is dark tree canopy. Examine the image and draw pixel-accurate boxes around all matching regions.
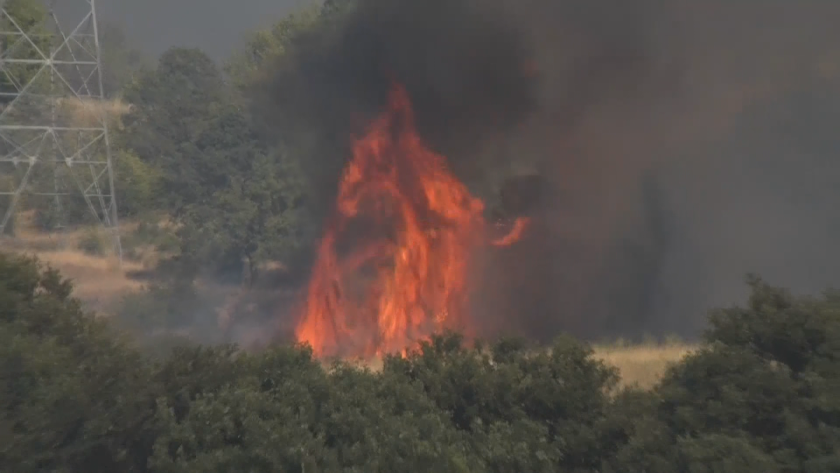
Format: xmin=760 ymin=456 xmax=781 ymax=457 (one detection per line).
xmin=2 ymin=253 xmax=839 ymax=472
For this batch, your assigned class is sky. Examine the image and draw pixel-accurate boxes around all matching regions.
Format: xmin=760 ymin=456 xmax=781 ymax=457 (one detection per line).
xmin=58 ymin=0 xmax=313 ymax=60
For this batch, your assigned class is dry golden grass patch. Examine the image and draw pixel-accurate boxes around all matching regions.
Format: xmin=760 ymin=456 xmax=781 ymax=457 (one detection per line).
xmin=593 ymin=341 xmax=696 ymax=389
xmin=352 ymin=340 xmax=696 ymax=390
xmin=30 ymin=249 xmax=144 ymax=312
xmin=57 ymin=97 xmax=133 ymax=127
xmin=5 ymin=214 xmax=695 ymax=387
xmin=2 ymin=245 xmax=144 ymax=314
xmin=3 ymin=213 xmax=146 ymax=313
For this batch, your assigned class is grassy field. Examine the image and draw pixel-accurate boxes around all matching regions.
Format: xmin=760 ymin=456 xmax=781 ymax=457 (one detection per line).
xmin=593 ymin=340 xmax=695 ymax=389
xmin=3 ymin=218 xmax=695 ymax=388
xmin=360 ymin=339 xmax=695 ymax=389
xmin=1 ymin=215 xmax=144 ymax=313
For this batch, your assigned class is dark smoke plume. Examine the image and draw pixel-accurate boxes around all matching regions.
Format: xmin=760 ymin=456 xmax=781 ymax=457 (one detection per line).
xmin=259 ymin=0 xmax=840 ymax=341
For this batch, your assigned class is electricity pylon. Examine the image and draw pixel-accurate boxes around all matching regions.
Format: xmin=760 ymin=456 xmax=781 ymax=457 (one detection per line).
xmin=0 ymin=0 xmax=121 ymax=260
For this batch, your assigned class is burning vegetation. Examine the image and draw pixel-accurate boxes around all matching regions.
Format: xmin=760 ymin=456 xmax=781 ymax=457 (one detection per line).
xmin=295 ymin=83 xmax=528 ymax=358
xmin=260 ymin=0 xmax=840 ymax=357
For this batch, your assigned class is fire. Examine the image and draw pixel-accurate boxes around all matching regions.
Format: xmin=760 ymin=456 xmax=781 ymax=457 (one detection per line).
xmin=295 ymin=82 xmax=527 ymax=358
xmin=492 ymin=217 xmax=531 ymax=247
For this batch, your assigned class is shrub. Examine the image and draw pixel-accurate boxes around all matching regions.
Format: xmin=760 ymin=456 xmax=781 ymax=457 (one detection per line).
xmin=605 ymin=276 xmax=840 ymax=473
xmin=77 ymin=227 xmax=107 ymax=255
xmin=2 ymin=256 xmax=840 ymax=473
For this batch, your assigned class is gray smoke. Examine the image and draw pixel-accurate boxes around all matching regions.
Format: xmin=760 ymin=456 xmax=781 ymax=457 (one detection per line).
xmin=55 ymin=0 xmax=310 ymax=60
xmin=259 ymin=0 xmax=840 ymax=341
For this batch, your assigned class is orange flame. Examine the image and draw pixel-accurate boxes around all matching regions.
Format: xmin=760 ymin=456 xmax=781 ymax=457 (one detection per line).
xmin=492 ymin=217 xmax=531 ymax=247
xmin=295 ymin=83 xmax=527 ymax=358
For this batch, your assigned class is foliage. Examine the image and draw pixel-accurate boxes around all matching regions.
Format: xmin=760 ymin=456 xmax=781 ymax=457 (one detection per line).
xmin=175 ymin=146 xmax=310 ymax=282
xmin=77 ymin=227 xmax=106 ymax=256
xmin=113 ymin=148 xmax=164 ymax=217
xmin=115 ymin=280 xmax=206 ymax=333
xmin=0 ymin=252 xmax=154 ymax=473
xmin=119 ymin=47 xmax=229 ymax=213
xmin=225 ymin=6 xmax=321 ymax=92
xmin=3 ymin=254 xmax=839 ymax=472
xmin=118 ymin=46 xmax=310 ymax=281
xmin=122 ymin=218 xmax=179 ymax=262
xmin=603 ymin=275 xmax=840 ymax=473
xmin=0 ymin=0 xmax=50 ymax=105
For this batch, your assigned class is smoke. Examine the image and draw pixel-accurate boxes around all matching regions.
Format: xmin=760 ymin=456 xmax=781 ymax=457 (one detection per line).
xmin=259 ymin=0 xmax=840 ymax=341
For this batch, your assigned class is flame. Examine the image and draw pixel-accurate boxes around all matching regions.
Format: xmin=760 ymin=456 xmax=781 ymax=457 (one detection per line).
xmin=492 ymin=217 xmax=531 ymax=247
xmin=295 ymin=82 xmax=527 ymax=359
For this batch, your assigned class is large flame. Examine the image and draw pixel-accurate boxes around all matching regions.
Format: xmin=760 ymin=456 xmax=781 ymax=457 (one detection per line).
xmin=295 ymin=83 xmax=527 ymax=358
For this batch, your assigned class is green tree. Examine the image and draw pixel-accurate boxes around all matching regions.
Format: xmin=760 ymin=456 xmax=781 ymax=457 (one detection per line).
xmin=4 ymin=250 xmax=840 ymax=472
xmin=0 ymin=253 xmax=158 ymax=473
xmin=148 ymin=346 xmax=334 ymax=473
xmin=0 ymin=0 xmax=50 ymax=106
xmin=176 ymin=144 xmax=309 ymax=282
xmin=605 ymin=276 xmax=840 ymax=473
xmin=224 ymin=7 xmax=320 ymax=92
xmin=384 ymin=333 xmax=619 ymax=472
xmin=120 ymin=47 xmax=309 ymax=280
xmin=120 ymin=47 xmax=228 ymax=213
xmin=113 ymin=148 xmax=164 ymax=217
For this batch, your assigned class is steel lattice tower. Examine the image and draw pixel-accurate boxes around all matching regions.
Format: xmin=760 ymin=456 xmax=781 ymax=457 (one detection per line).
xmin=0 ymin=0 xmax=121 ymax=259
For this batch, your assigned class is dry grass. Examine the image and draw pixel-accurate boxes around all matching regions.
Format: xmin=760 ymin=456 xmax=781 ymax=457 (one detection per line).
xmin=4 ymin=215 xmax=695 ymax=387
xmin=3 ymin=213 xmax=146 ymax=313
xmin=57 ymin=97 xmax=133 ymax=127
xmin=29 ymin=249 xmax=144 ymax=313
xmin=354 ymin=341 xmax=695 ymax=389
xmin=593 ymin=341 xmax=696 ymax=389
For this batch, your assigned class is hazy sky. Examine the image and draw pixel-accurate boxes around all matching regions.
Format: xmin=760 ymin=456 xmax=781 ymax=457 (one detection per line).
xmin=61 ymin=0 xmax=313 ymax=60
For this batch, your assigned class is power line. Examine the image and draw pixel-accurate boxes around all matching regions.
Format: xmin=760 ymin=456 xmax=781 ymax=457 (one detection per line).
xmin=0 ymin=0 xmax=121 ymax=261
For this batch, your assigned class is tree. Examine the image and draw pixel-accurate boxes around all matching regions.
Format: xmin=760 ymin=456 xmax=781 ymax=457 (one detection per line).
xmin=0 ymin=253 xmax=158 ymax=473
xmin=119 ymin=47 xmax=309 ymax=280
xmin=176 ymin=145 xmax=309 ymax=282
xmin=120 ymin=47 xmax=228 ymax=213
xmin=148 ymin=346 xmax=333 ymax=473
xmin=0 ymin=0 xmax=50 ymax=106
xmin=224 ymin=7 xmax=320 ymax=92
xmin=383 ymin=333 xmax=619 ymax=472
xmin=605 ymin=276 xmax=840 ymax=473
xmin=3 ymin=250 xmax=840 ymax=471
xmin=113 ymin=148 xmax=164 ymax=217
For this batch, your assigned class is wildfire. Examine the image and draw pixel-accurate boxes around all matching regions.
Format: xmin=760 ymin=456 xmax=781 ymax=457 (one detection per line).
xmin=295 ymin=82 xmax=527 ymax=359
xmin=492 ymin=217 xmax=531 ymax=247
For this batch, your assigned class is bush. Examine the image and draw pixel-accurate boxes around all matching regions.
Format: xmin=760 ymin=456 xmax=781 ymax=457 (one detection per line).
xmin=30 ymin=193 xmax=92 ymax=231
xmin=114 ymin=149 xmax=164 ymax=217
xmin=77 ymin=227 xmax=107 ymax=255
xmin=122 ymin=218 xmax=180 ymax=261
xmin=2 ymin=255 xmax=839 ymax=473
xmin=605 ymin=276 xmax=840 ymax=473
xmin=114 ymin=279 xmax=217 ymax=336
xmin=0 ymin=252 xmax=154 ymax=472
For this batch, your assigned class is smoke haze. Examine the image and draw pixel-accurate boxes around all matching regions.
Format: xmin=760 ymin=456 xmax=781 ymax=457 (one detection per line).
xmin=55 ymin=0 xmax=311 ymax=59
xmin=255 ymin=0 xmax=840 ymax=342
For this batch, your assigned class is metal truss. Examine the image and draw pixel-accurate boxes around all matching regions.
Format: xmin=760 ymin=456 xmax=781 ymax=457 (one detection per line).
xmin=0 ymin=0 xmax=121 ymax=259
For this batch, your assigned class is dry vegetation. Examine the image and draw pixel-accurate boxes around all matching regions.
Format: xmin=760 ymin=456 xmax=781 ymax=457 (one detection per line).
xmin=1 ymin=213 xmax=143 ymax=313
xmin=360 ymin=340 xmax=695 ymax=388
xmin=3 ymin=214 xmax=694 ymax=387
xmin=57 ymin=97 xmax=133 ymax=127
xmin=593 ymin=340 xmax=696 ymax=388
